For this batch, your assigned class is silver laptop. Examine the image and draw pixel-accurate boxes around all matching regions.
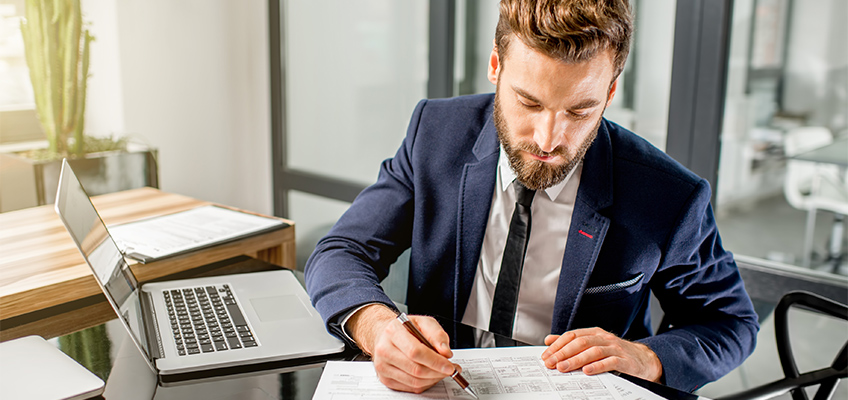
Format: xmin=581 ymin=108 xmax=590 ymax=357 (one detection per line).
xmin=54 ymin=159 xmax=345 ymax=384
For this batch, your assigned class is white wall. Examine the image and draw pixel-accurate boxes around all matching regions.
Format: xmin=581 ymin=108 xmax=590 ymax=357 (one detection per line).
xmin=84 ymin=0 xmax=272 ymax=215
xmin=82 ymin=0 xmax=125 ymax=137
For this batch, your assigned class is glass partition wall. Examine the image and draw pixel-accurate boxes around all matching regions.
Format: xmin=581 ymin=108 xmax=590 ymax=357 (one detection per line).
xmin=270 ymin=1 xmax=847 ymax=396
xmin=269 ymin=0 xmax=847 ymax=290
xmin=271 ymin=0 xmax=678 ymax=271
xmin=713 ymin=0 xmax=847 ymax=275
xmin=270 ymin=0 xmax=430 ymax=303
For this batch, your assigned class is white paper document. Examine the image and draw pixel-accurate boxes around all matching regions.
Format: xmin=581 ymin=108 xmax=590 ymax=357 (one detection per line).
xmin=108 ymin=205 xmax=286 ymax=262
xmin=313 ymin=346 xmax=665 ymax=399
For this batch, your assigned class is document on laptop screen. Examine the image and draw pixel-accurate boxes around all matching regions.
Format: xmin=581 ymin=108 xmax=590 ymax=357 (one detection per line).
xmin=108 ymin=205 xmax=286 ymax=263
xmin=313 ymin=346 xmax=664 ymax=399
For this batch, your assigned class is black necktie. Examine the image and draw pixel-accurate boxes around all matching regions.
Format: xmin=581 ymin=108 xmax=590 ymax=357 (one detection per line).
xmin=489 ymin=181 xmax=535 ymax=339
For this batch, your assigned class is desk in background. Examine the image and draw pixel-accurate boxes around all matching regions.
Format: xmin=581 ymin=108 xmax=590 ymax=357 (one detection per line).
xmin=792 ymin=137 xmax=848 ymax=167
xmin=789 ymin=137 xmax=848 ymax=272
xmin=0 ymin=187 xmax=295 ymax=341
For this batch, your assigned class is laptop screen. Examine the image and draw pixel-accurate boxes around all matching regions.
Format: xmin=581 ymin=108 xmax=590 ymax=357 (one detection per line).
xmin=54 ymin=160 xmax=152 ymax=362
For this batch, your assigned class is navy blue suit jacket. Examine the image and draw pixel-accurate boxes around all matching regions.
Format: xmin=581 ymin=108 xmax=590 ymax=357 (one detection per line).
xmin=305 ymin=94 xmax=758 ymax=392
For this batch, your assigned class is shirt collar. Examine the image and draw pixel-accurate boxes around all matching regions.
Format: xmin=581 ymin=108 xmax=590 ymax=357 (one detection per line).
xmin=498 ymin=145 xmax=579 ymax=202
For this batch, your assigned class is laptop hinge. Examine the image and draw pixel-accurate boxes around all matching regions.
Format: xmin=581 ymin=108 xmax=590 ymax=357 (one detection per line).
xmin=140 ymin=290 xmax=164 ymax=360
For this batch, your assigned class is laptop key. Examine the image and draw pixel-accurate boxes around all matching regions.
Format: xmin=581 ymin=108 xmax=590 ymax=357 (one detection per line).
xmin=225 ymin=304 xmax=247 ymax=325
xmin=188 ymin=348 xmax=200 ymax=355
xmin=214 ymin=341 xmax=227 ymax=351
xmin=242 ymin=341 xmax=257 ymax=347
xmin=201 ymin=344 xmax=214 ymax=353
xmin=227 ymin=338 xmax=242 ymax=349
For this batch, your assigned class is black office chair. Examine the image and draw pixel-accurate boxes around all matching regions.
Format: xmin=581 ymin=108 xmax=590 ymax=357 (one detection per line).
xmin=719 ymin=291 xmax=847 ymax=400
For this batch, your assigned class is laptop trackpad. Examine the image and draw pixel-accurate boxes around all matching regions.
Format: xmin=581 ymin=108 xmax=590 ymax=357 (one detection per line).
xmin=250 ymin=295 xmax=311 ymax=322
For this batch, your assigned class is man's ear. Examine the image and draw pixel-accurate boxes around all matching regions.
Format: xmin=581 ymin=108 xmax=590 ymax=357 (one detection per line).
xmin=487 ymin=41 xmax=500 ymax=85
xmin=606 ymin=79 xmax=618 ymax=107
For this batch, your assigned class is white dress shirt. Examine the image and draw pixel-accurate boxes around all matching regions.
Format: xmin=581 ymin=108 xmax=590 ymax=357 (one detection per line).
xmin=461 ymin=146 xmax=582 ymax=345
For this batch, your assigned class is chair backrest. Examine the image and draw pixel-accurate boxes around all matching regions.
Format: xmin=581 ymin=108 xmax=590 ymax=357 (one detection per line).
xmin=719 ymin=290 xmax=848 ymax=400
xmin=783 ymin=127 xmax=834 ymax=210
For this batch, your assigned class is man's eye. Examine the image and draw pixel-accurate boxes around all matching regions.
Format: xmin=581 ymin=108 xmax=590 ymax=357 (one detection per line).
xmin=569 ymin=111 xmax=590 ymax=119
xmin=518 ymin=100 xmax=541 ymax=109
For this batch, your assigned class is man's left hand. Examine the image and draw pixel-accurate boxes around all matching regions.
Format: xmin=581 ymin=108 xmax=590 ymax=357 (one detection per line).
xmin=541 ymin=327 xmax=663 ymax=383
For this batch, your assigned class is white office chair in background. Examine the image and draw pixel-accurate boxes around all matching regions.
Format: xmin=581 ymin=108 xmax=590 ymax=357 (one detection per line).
xmin=783 ymin=127 xmax=848 ymax=270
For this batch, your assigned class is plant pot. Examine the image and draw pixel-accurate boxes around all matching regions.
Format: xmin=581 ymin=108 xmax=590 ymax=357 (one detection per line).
xmin=0 ymin=148 xmax=158 ymax=212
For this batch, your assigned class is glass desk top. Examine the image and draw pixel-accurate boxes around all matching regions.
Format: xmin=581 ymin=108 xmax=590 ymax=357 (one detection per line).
xmin=791 ymin=137 xmax=848 ymax=167
xmin=55 ymin=311 xmax=701 ymax=400
xmin=44 ymin=266 xmax=776 ymax=400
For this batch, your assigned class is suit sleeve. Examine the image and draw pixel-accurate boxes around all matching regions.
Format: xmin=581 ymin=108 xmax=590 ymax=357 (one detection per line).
xmin=638 ymin=179 xmax=759 ymax=392
xmin=304 ymin=99 xmax=427 ymax=344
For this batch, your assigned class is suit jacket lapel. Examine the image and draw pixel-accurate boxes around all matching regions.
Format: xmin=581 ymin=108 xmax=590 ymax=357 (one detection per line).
xmin=452 ymin=115 xmax=617 ymax=334
xmin=454 ymin=110 xmax=499 ymax=322
xmin=551 ymin=120 xmax=614 ymax=334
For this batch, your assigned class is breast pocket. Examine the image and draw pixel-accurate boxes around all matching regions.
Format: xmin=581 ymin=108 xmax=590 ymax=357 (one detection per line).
xmin=580 ymin=272 xmax=644 ymax=307
xmin=571 ymin=272 xmax=648 ymax=337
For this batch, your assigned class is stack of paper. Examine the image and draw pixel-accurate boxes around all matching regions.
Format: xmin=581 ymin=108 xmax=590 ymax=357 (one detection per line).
xmin=312 ymin=346 xmax=669 ymax=399
xmin=109 ymin=205 xmax=286 ymax=263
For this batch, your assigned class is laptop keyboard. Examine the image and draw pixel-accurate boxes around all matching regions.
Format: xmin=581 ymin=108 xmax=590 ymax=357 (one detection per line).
xmin=163 ymin=284 xmax=257 ymax=356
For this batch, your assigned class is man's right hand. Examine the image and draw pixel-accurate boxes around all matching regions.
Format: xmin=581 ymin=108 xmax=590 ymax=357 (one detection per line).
xmin=347 ymin=304 xmax=458 ymax=393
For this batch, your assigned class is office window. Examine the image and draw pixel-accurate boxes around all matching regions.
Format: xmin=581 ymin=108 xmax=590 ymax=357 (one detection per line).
xmin=275 ymin=1 xmax=429 ymax=275
xmin=0 ymin=0 xmax=43 ymax=144
xmin=715 ymin=0 xmax=848 ymax=274
xmin=283 ymin=1 xmax=428 ymax=187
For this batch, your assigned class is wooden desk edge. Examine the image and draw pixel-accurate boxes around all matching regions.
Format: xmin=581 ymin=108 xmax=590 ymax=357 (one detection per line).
xmin=0 ymin=188 xmax=297 ymax=340
xmin=0 ymin=226 xmax=295 ymax=320
xmin=0 ymin=255 xmax=292 ymax=341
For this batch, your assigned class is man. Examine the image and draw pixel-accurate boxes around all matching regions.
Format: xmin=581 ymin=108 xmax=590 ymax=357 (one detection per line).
xmin=305 ymin=0 xmax=758 ymax=394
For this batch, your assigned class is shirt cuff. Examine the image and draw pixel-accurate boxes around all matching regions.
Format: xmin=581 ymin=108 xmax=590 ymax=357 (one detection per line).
xmin=338 ymin=303 xmax=380 ymax=345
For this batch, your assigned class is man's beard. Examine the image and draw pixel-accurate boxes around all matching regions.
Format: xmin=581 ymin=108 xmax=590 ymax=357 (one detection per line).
xmin=493 ymin=91 xmax=602 ymax=191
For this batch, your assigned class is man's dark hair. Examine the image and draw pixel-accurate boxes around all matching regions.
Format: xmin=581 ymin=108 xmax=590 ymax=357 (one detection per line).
xmin=495 ymin=0 xmax=633 ymax=80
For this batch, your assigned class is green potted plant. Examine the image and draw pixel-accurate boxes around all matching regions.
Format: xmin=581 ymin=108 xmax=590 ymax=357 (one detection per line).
xmin=21 ymin=0 xmax=93 ymax=160
xmin=0 ymin=0 xmax=157 ymax=212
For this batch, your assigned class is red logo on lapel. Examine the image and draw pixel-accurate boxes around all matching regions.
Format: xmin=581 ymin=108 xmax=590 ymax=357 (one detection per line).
xmin=578 ymin=229 xmax=593 ymax=239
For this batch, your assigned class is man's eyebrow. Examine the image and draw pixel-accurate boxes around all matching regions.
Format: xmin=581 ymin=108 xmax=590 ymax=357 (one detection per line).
xmin=569 ymin=98 xmax=602 ymax=110
xmin=511 ymin=85 xmax=602 ymax=110
xmin=511 ymin=85 xmax=542 ymax=104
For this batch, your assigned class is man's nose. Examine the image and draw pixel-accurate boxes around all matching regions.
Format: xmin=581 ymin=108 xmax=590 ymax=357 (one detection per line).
xmin=533 ymin=111 xmax=568 ymax=153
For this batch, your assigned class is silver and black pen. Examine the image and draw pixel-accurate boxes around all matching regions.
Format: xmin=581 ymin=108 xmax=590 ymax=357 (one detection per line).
xmin=396 ymin=312 xmax=479 ymax=399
